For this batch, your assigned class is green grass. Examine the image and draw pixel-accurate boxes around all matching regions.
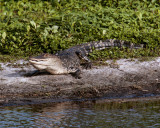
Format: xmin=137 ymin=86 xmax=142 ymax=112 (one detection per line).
xmin=0 ymin=0 xmax=160 ymax=61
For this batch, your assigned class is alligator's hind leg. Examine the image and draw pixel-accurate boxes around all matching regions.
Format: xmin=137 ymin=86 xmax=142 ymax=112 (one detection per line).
xmin=75 ymin=51 xmax=92 ymax=69
xmin=81 ymin=56 xmax=92 ymax=69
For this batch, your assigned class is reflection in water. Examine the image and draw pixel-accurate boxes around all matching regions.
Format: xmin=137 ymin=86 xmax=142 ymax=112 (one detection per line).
xmin=0 ymin=99 xmax=160 ymax=127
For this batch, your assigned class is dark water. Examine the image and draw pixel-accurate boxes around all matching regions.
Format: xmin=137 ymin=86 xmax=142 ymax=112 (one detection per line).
xmin=0 ymin=99 xmax=160 ymax=128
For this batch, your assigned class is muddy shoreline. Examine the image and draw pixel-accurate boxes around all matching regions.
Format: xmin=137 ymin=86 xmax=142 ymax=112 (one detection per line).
xmin=0 ymin=58 xmax=160 ymax=106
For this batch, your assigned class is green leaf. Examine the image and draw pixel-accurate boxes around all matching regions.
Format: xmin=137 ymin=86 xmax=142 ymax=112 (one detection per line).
xmin=18 ymin=11 xmax=21 ymax=16
xmin=52 ymin=25 xmax=59 ymax=33
xmin=103 ymin=30 xmax=106 ymax=35
xmin=27 ymin=25 xmax=30 ymax=32
xmin=30 ymin=21 xmax=36 ymax=29
xmin=137 ymin=12 xmax=142 ymax=20
xmin=2 ymin=32 xmax=6 ymax=39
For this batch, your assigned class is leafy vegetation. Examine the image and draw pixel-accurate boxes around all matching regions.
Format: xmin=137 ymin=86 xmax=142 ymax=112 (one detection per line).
xmin=0 ymin=0 xmax=160 ymax=60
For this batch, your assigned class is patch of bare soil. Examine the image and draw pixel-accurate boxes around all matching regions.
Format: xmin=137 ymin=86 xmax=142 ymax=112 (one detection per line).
xmin=0 ymin=58 xmax=160 ymax=106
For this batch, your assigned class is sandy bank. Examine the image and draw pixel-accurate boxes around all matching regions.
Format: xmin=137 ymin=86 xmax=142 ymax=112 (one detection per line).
xmin=0 ymin=57 xmax=160 ymax=106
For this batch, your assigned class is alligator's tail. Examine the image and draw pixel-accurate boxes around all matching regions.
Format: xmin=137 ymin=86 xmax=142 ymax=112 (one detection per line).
xmin=83 ymin=39 xmax=144 ymax=53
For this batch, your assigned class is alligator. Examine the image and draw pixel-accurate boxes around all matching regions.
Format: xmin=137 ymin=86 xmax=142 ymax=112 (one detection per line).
xmin=29 ymin=39 xmax=143 ymax=78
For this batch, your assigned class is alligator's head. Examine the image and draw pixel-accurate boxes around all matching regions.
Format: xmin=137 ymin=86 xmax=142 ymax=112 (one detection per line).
xmin=29 ymin=53 xmax=64 ymax=73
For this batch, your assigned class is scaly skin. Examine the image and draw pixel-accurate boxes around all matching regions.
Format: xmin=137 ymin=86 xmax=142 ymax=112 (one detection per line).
xmin=29 ymin=39 xmax=143 ymax=78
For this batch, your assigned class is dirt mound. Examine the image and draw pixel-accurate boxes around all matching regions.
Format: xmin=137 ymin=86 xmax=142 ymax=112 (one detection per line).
xmin=0 ymin=58 xmax=160 ymax=106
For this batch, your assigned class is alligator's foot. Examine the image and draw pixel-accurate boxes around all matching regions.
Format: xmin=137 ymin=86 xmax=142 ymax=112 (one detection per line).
xmin=82 ymin=62 xmax=92 ymax=69
xmin=71 ymin=69 xmax=82 ymax=79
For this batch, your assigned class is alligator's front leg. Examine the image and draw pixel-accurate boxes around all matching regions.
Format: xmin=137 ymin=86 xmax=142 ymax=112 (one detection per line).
xmin=72 ymin=68 xmax=82 ymax=79
xmin=68 ymin=67 xmax=82 ymax=79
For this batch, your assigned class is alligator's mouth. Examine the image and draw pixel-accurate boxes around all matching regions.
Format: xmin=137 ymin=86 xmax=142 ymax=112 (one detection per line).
xmin=29 ymin=58 xmax=48 ymax=64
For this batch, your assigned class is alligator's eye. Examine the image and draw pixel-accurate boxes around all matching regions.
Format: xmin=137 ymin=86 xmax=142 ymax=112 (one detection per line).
xmin=43 ymin=53 xmax=52 ymax=58
xmin=43 ymin=54 xmax=48 ymax=57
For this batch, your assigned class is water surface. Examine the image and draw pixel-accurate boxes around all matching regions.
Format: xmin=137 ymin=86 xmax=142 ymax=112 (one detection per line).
xmin=0 ymin=99 xmax=160 ymax=127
